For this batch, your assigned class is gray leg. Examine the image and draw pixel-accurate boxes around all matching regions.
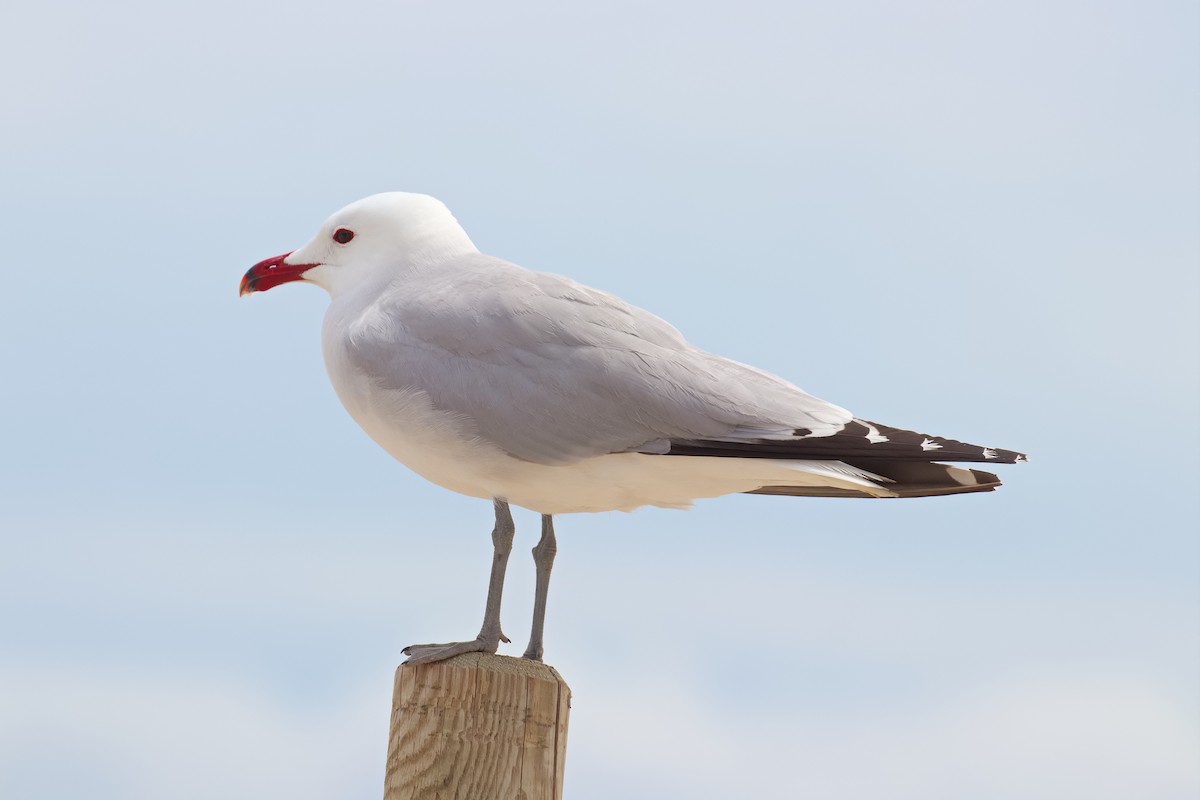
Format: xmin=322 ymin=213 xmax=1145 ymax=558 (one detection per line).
xmin=403 ymin=499 xmax=514 ymax=665
xmin=522 ymin=514 xmax=557 ymax=661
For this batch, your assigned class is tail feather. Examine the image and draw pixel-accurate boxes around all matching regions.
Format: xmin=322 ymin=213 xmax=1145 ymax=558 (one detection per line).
xmin=748 ymin=461 xmax=1003 ymax=499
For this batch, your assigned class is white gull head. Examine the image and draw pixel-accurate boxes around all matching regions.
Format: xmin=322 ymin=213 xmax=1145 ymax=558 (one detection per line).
xmin=240 ymin=192 xmax=477 ymax=298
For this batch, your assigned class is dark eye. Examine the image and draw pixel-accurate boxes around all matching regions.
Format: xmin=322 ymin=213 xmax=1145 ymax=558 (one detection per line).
xmin=333 ymin=228 xmax=355 ymax=244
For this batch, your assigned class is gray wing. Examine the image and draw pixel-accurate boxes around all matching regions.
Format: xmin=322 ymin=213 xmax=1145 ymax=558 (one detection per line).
xmin=343 ymin=253 xmax=852 ymax=465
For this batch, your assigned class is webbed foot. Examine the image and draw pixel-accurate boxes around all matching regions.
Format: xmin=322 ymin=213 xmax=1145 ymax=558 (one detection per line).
xmin=402 ymin=632 xmax=510 ymax=665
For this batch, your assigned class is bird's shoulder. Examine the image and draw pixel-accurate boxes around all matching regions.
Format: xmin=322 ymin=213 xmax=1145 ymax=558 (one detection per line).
xmin=346 ymin=252 xmax=690 ymax=359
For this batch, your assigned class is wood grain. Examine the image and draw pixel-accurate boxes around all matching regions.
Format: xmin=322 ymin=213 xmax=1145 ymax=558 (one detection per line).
xmin=384 ymin=653 xmax=571 ymax=800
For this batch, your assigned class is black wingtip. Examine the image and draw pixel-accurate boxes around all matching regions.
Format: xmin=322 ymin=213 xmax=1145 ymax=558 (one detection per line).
xmin=666 ymin=419 xmax=1027 ymax=465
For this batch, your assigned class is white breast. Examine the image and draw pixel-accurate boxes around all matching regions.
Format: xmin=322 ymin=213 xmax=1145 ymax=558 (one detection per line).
xmin=320 ymin=328 xmax=501 ymax=498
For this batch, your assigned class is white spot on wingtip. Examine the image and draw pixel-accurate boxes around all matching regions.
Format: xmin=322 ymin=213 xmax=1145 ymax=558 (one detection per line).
xmin=982 ymin=447 xmax=998 ymax=459
xmin=1016 ymin=454 xmax=1029 ymax=463
xmin=920 ymin=437 xmax=942 ymax=451
xmin=861 ymin=421 xmax=890 ymax=444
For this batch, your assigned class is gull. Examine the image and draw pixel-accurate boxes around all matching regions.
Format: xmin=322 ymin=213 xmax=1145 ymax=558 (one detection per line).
xmin=240 ymin=192 xmax=1026 ymax=665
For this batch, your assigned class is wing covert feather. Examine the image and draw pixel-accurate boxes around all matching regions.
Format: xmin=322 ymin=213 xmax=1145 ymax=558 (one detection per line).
xmin=343 ymin=254 xmax=851 ymax=464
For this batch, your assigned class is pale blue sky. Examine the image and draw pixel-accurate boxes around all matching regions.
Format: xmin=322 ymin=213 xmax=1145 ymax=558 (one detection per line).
xmin=1 ymin=2 xmax=1197 ymax=798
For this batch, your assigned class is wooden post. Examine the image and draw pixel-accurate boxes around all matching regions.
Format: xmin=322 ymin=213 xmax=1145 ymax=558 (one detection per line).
xmin=384 ymin=652 xmax=571 ymax=800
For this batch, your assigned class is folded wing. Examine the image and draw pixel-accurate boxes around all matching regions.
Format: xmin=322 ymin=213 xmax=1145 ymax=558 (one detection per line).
xmin=343 ymin=253 xmax=855 ymax=465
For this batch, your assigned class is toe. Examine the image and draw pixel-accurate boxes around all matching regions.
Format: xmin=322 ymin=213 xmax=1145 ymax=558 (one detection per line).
xmin=401 ymin=636 xmax=500 ymax=665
